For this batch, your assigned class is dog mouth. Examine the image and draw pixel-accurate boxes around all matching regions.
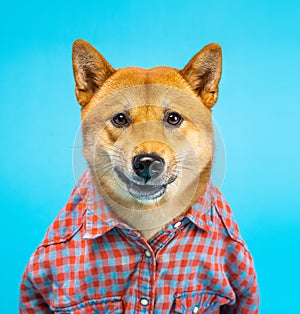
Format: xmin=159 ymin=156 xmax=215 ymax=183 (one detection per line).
xmin=115 ymin=169 xmax=175 ymax=201
xmin=128 ymin=181 xmax=167 ymax=201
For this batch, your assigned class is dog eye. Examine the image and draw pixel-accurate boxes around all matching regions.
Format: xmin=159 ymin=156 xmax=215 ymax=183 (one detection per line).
xmin=111 ymin=113 xmax=130 ymax=127
xmin=165 ymin=112 xmax=183 ymax=126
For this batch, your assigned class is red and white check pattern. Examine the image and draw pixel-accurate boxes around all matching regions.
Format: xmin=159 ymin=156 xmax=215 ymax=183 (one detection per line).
xmin=20 ymin=169 xmax=259 ymax=313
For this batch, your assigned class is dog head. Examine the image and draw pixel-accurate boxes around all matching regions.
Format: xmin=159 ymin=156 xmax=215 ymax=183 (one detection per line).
xmin=72 ymin=40 xmax=222 ymax=230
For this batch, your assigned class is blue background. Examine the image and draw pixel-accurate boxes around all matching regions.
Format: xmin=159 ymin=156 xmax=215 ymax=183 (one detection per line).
xmin=1 ymin=1 xmax=299 ymax=313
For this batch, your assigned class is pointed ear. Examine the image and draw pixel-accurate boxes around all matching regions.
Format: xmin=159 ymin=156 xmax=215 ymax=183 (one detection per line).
xmin=72 ymin=40 xmax=115 ymax=106
xmin=180 ymin=43 xmax=222 ymax=108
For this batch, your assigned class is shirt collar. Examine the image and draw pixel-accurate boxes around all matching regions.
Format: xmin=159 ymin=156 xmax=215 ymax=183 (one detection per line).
xmin=184 ymin=183 xmax=216 ymax=232
xmin=74 ymin=169 xmax=120 ymax=240
xmin=80 ymin=169 xmax=216 ymax=239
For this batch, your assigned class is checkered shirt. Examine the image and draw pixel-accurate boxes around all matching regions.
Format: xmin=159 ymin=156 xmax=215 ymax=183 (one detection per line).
xmin=20 ymin=169 xmax=259 ymax=313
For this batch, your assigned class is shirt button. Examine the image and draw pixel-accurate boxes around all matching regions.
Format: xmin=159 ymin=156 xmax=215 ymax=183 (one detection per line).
xmin=145 ymin=250 xmax=152 ymax=258
xmin=174 ymin=221 xmax=182 ymax=228
xmin=193 ymin=306 xmax=199 ymax=313
xmin=140 ymin=297 xmax=149 ymax=306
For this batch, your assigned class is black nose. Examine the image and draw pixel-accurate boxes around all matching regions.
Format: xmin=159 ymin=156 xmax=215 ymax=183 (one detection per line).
xmin=132 ymin=154 xmax=165 ymax=183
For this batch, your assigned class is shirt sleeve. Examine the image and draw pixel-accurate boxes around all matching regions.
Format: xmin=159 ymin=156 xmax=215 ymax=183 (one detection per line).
xmin=219 ymin=241 xmax=260 ymax=314
xmin=221 ymin=271 xmax=259 ymax=313
xmin=213 ymin=194 xmax=260 ymax=313
xmin=19 ymin=259 xmax=53 ymax=314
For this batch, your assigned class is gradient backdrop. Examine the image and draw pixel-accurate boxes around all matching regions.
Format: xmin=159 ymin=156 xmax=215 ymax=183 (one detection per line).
xmin=1 ymin=1 xmax=299 ymax=313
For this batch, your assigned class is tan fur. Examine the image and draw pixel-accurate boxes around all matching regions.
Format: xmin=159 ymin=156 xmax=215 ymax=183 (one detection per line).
xmin=72 ymin=40 xmax=222 ymax=240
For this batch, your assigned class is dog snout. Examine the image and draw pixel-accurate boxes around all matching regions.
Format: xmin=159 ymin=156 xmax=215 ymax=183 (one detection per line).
xmin=132 ymin=154 xmax=165 ymax=183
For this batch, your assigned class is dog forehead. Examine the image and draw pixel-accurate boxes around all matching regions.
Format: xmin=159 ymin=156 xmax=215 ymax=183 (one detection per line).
xmin=103 ymin=67 xmax=200 ymax=108
xmin=81 ymin=66 xmax=208 ymax=121
xmin=110 ymin=66 xmax=190 ymax=89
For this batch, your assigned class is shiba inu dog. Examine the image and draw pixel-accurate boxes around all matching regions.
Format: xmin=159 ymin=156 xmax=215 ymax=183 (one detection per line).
xmin=72 ymin=40 xmax=221 ymax=240
xmin=20 ymin=40 xmax=259 ymax=313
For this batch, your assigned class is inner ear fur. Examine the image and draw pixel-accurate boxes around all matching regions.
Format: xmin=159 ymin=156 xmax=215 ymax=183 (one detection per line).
xmin=180 ymin=43 xmax=222 ymax=108
xmin=72 ymin=39 xmax=115 ymax=106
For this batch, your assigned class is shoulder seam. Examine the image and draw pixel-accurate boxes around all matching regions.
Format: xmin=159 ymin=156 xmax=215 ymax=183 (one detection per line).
xmin=213 ymin=204 xmax=248 ymax=249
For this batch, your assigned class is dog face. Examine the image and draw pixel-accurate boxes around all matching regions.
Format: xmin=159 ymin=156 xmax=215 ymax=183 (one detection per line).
xmin=72 ymin=40 xmax=222 ymax=229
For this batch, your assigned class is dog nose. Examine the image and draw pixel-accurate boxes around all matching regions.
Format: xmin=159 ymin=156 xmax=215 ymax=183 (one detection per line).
xmin=132 ymin=154 xmax=165 ymax=183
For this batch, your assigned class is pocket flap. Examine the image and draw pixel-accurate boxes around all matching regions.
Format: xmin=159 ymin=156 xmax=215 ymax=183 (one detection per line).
xmin=174 ymin=291 xmax=231 ymax=313
xmin=53 ymin=296 xmax=123 ymax=314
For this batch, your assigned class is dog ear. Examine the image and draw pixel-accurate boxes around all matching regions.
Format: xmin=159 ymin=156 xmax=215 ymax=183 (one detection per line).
xmin=72 ymin=40 xmax=115 ymax=106
xmin=180 ymin=43 xmax=222 ymax=108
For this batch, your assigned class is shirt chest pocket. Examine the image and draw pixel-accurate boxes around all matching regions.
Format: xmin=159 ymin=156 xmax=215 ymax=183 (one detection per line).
xmin=53 ymin=296 xmax=123 ymax=314
xmin=174 ymin=291 xmax=231 ymax=314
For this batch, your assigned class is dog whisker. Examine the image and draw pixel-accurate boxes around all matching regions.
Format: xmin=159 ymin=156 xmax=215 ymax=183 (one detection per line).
xmin=94 ymin=163 xmax=114 ymax=174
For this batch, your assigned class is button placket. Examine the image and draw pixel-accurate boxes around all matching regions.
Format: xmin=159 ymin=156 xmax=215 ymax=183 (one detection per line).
xmin=134 ymin=245 xmax=156 ymax=312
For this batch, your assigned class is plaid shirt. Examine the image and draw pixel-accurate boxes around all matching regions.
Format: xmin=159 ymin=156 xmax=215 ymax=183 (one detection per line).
xmin=20 ymin=169 xmax=259 ymax=313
